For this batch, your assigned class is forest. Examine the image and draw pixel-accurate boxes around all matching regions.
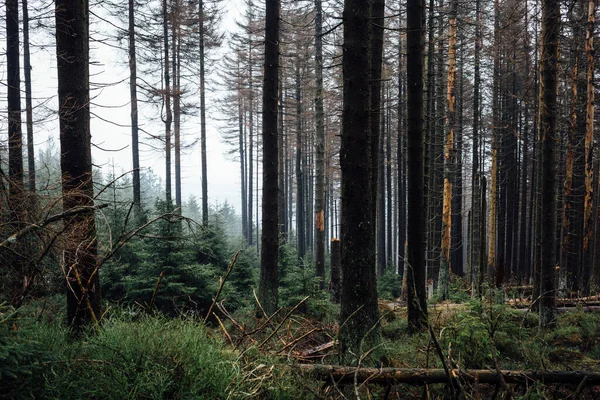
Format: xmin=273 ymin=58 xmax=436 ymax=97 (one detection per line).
xmin=2 ymin=0 xmax=600 ymax=398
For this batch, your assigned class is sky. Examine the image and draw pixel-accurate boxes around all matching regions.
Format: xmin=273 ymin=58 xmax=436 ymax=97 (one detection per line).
xmin=17 ymin=0 xmax=247 ymax=213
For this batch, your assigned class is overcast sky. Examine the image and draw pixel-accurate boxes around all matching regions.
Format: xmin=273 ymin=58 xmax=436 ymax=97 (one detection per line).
xmin=10 ymin=0 xmax=248 ymax=213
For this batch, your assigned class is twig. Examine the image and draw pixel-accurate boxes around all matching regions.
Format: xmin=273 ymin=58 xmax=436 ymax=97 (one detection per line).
xmin=149 ymin=271 xmax=165 ymax=311
xmin=204 ymin=251 xmax=239 ymax=323
xmin=0 ymin=204 xmax=109 ymax=248
xmin=259 ymin=296 xmax=309 ymax=348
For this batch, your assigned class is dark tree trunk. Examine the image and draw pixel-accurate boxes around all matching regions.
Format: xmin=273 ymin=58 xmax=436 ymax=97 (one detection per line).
xmin=55 ymin=0 xmax=100 ymax=330
xmin=258 ymin=0 xmax=280 ymax=316
xmin=339 ymin=0 xmax=380 ymax=362
xmin=199 ymin=0 xmax=209 ymax=225
xmin=370 ymin=0 xmax=385 ymax=276
xmin=128 ymin=0 xmax=141 ymax=216
xmin=7 ymin=0 xmax=24 ymax=305
xmin=173 ymin=3 xmax=182 ymax=211
xmin=162 ymin=0 xmax=172 ymax=204
xmin=295 ymin=65 xmax=306 ymax=263
xmin=406 ymin=0 xmax=428 ymax=333
xmin=378 ymin=84 xmax=386 ymax=275
xmin=330 ymin=238 xmax=341 ymax=303
xmin=22 ymin=0 xmax=34 ymax=194
xmin=471 ymin=0 xmax=482 ymax=294
xmin=278 ymin=68 xmax=286 ymax=241
xmin=314 ymin=0 xmax=326 ymax=287
xmin=583 ymin=0 xmax=596 ymax=288
xmin=538 ymin=0 xmax=559 ymax=328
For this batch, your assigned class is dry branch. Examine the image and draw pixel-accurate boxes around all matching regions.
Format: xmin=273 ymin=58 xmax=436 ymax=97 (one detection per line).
xmin=293 ymin=365 xmax=600 ymax=386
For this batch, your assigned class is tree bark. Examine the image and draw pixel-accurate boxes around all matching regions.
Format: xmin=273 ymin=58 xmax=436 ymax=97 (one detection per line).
xmin=406 ymin=0 xmax=428 ymax=333
xmin=162 ymin=0 xmax=172 ymax=204
xmin=439 ymin=0 xmax=457 ymax=300
xmin=22 ymin=0 xmax=34 ymax=194
xmin=314 ymin=0 xmax=326 ymax=287
xmin=258 ymin=0 xmax=280 ymax=316
xmin=339 ymin=0 xmax=380 ymax=362
xmin=55 ymin=0 xmax=100 ymax=330
xmin=199 ymin=0 xmax=209 ymax=225
xmin=583 ymin=0 xmax=596 ymax=288
xmin=538 ymin=0 xmax=559 ymax=328
xmin=128 ymin=0 xmax=141 ymax=216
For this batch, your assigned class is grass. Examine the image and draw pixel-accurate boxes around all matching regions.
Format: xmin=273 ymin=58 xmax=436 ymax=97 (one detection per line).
xmin=4 ymin=291 xmax=600 ymax=399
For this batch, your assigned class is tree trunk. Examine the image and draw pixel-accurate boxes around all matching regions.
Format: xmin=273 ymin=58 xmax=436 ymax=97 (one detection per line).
xmin=199 ymin=0 xmax=209 ymax=225
xmin=339 ymin=0 xmax=380 ymax=362
xmin=438 ymin=0 xmax=457 ymax=300
xmin=583 ymin=0 xmax=596 ymax=289
xmin=314 ymin=0 xmax=325 ymax=287
xmin=258 ymin=0 xmax=280 ymax=316
xmin=22 ymin=0 xmax=34 ymax=194
xmin=55 ymin=0 xmax=100 ymax=330
xmin=172 ymin=1 xmax=182 ymax=211
xmin=162 ymin=0 xmax=172 ymax=204
xmin=295 ymin=65 xmax=306 ymax=263
xmin=538 ymin=0 xmax=559 ymax=328
xmin=128 ymin=0 xmax=141 ymax=216
xmin=370 ymin=0 xmax=385 ymax=276
xmin=7 ymin=0 xmax=24 ymax=305
xmin=330 ymin=238 xmax=341 ymax=303
xmin=471 ymin=0 xmax=482 ymax=295
xmin=406 ymin=0 xmax=428 ymax=333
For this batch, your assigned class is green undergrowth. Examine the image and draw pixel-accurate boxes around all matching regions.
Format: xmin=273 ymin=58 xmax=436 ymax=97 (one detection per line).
xmin=0 ymin=299 xmax=312 ymax=400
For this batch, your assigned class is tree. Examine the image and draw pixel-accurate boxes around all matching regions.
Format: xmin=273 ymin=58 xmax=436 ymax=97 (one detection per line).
xmin=339 ymin=0 xmax=380 ymax=362
xmin=7 ymin=0 xmax=24 ymax=304
xmin=22 ymin=0 xmax=35 ymax=193
xmin=128 ymin=0 xmax=141 ymax=217
xmin=55 ymin=0 xmax=101 ymax=329
xmin=438 ymin=0 xmax=458 ymax=300
xmin=406 ymin=0 xmax=428 ymax=333
xmin=538 ymin=0 xmax=559 ymax=328
xmin=314 ymin=0 xmax=326 ymax=289
xmin=258 ymin=0 xmax=280 ymax=315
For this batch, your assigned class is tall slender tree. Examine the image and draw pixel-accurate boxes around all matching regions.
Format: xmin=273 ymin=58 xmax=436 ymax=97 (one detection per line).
xmin=22 ymin=0 xmax=35 ymax=194
xmin=406 ymin=0 xmax=428 ymax=333
xmin=258 ymin=0 xmax=280 ymax=315
xmin=128 ymin=0 xmax=141 ymax=216
xmin=538 ymin=0 xmax=559 ymax=328
xmin=314 ymin=0 xmax=326 ymax=288
xmin=55 ymin=0 xmax=100 ymax=329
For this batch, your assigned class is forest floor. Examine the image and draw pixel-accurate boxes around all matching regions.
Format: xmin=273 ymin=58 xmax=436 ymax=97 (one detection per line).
xmin=3 ymin=288 xmax=600 ymax=399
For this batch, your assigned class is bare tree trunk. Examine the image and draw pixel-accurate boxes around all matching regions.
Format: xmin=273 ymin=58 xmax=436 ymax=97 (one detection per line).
xmin=128 ymin=0 xmax=141 ymax=216
xmin=7 ymin=0 xmax=24 ymax=305
xmin=172 ymin=1 xmax=182 ymax=211
xmin=339 ymin=0 xmax=380 ymax=362
xmin=370 ymin=0 xmax=385 ymax=276
xmin=583 ymin=0 xmax=596 ymax=289
xmin=258 ymin=0 xmax=280 ymax=315
xmin=162 ymin=0 xmax=172 ymax=204
xmin=406 ymin=0 xmax=428 ymax=333
xmin=438 ymin=0 xmax=457 ymax=300
xmin=199 ymin=0 xmax=209 ymax=225
xmin=471 ymin=0 xmax=482 ymax=295
xmin=55 ymin=0 xmax=100 ymax=330
xmin=314 ymin=0 xmax=326 ymax=288
xmin=539 ymin=0 xmax=559 ymax=328
xmin=295 ymin=65 xmax=306 ymax=263
xmin=22 ymin=0 xmax=35 ymax=194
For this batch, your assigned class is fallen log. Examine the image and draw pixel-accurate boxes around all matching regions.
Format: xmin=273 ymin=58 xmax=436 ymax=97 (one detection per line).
xmin=293 ymin=364 xmax=600 ymax=386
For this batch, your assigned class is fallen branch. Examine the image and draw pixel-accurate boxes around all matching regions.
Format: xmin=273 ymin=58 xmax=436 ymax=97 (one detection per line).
xmin=204 ymin=251 xmax=239 ymax=323
xmin=293 ymin=365 xmax=600 ymax=386
xmin=0 ymin=204 xmax=109 ymax=248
